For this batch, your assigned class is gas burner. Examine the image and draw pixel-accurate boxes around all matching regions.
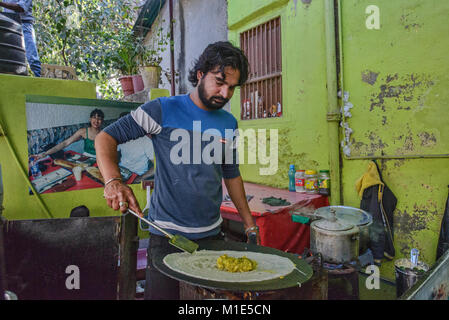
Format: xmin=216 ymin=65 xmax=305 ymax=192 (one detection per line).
xmin=323 ymin=260 xmax=357 ymax=271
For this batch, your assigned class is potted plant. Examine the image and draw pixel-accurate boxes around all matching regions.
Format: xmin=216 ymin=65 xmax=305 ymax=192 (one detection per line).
xmin=135 ymin=26 xmax=169 ymax=90
xmin=110 ymin=29 xmax=140 ymax=96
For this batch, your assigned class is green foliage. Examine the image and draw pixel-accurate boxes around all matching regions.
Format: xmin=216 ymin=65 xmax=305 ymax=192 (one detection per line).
xmin=134 ymin=25 xmax=170 ymax=67
xmin=34 ymin=0 xmax=139 ymax=99
xmin=109 ymin=28 xmax=139 ymax=76
xmin=107 ymin=25 xmax=169 ymax=78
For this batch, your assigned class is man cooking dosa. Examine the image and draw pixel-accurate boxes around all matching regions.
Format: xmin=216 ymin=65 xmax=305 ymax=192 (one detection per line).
xmin=95 ymin=41 xmax=259 ymax=300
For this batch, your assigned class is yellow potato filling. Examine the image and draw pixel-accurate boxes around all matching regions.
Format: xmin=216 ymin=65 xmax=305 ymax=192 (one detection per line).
xmin=216 ymin=254 xmax=258 ymax=272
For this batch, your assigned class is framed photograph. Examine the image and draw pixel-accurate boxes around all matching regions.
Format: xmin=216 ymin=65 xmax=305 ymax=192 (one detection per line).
xmin=25 ymin=95 xmax=154 ymax=194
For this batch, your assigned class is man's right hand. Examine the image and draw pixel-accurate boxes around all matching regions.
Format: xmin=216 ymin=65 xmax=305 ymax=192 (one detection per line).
xmin=103 ymin=180 xmax=142 ymax=216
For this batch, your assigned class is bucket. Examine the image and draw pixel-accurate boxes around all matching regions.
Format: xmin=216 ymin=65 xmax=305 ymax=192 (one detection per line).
xmin=132 ymin=74 xmax=144 ymax=93
xmin=394 ymin=258 xmax=429 ymax=297
xmin=119 ymin=76 xmax=134 ymax=96
xmin=139 ymin=65 xmax=161 ymax=89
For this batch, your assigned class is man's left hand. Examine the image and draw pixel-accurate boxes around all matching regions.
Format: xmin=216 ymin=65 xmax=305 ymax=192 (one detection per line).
xmin=245 ymin=226 xmax=260 ymax=245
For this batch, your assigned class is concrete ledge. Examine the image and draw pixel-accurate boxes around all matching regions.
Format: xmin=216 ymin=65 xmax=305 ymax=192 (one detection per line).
xmin=121 ymin=88 xmax=170 ymax=103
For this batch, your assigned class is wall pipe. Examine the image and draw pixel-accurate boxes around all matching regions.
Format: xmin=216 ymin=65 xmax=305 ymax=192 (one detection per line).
xmin=345 ymin=153 xmax=449 ymax=160
xmin=324 ymin=0 xmax=342 ymax=205
xmin=169 ymin=0 xmax=175 ymax=96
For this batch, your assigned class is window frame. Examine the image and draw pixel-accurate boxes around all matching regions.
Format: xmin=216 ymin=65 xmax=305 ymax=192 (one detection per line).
xmin=239 ymin=16 xmax=283 ymax=121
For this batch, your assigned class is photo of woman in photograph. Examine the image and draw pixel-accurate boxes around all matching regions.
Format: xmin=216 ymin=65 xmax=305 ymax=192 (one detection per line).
xmin=32 ymin=108 xmax=104 ymax=159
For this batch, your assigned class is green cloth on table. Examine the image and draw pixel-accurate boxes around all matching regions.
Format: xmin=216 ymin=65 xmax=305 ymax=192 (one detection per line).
xmin=262 ymin=197 xmax=291 ymax=206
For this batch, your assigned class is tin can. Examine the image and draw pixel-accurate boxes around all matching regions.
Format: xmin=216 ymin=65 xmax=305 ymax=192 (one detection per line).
xmin=305 ymin=170 xmax=318 ymax=194
xmin=318 ymin=170 xmax=330 ymax=196
xmin=394 ymin=257 xmax=429 ymax=298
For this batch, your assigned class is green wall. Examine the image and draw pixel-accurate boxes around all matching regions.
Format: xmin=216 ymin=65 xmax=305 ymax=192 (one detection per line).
xmin=339 ymin=0 xmax=449 ymax=279
xmin=0 ymin=74 xmax=148 ymax=227
xmin=228 ymin=0 xmax=449 ymax=280
xmin=228 ymin=0 xmax=331 ymax=190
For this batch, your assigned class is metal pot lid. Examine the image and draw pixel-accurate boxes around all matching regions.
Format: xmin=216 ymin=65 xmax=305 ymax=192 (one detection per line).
xmin=314 ymin=206 xmax=372 ymax=227
xmin=313 ymin=218 xmax=353 ymax=231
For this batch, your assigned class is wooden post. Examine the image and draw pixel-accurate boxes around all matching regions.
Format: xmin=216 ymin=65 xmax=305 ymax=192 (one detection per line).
xmin=117 ymin=213 xmax=138 ymax=300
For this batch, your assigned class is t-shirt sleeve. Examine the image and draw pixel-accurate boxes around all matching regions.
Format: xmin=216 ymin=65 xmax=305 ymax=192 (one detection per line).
xmin=103 ymin=99 xmax=162 ymax=144
xmin=221 ymin=120 xmax=240 ymax=179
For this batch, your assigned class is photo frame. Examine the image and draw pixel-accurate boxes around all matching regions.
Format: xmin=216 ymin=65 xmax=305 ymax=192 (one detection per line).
xmin=25 ymin=95 xmax=154 ymax=194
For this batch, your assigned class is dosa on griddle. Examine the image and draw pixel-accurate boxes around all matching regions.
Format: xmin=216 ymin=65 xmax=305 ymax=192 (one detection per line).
xmin=163 ymin=250 xmax=295 ymax=283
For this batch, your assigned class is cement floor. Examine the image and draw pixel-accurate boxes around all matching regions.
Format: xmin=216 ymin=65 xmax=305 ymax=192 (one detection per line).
xmin=358 ymin=273 xmax=397 ymax=300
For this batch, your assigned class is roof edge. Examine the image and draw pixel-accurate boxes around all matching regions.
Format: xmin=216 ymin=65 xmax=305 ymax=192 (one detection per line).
xmin=133 ymin=0 xmax=166 ymax=37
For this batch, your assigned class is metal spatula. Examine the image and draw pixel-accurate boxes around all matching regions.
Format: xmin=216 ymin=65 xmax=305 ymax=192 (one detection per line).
xmin=139 ymin=186 xmax=151 ymax=231
xmin=127 ymin=208 xmax=199 ymax=254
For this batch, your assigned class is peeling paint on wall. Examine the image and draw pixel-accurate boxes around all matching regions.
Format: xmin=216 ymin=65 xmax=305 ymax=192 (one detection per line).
xmin=361 ymin=70 xmax=379 ymax=85
xmin=369 ymin=73 xmax=434 ymax=112
xmin=395 ymin=133 xmax=415 ymax=154
xmin=396 ymin=202 xmax=440 ymax=257
xmin=400 ymin=8 xmax=423 ymax=31
xmin=418 ymin=132 xmax=437 ymax=148
xmin=392 ymin=159 xmax=405 ymax=168
xmin=351 ymin=131 xmax=389 ymax=156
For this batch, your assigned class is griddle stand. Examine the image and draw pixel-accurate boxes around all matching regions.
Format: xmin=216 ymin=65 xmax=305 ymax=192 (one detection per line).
xmin=178 ymin=249 xmax=328 ymax=300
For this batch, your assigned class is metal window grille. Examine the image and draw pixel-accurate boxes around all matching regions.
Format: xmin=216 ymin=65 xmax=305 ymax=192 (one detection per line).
xmin=240 ymin=17 xmax=282 ymax=120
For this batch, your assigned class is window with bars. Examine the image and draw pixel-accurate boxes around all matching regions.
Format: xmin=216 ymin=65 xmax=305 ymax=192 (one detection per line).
xmin=240 ymin=17 xmax=282 ymax=120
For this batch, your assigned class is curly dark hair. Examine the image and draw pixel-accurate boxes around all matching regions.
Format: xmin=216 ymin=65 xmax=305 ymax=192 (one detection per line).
xmin=90 ymin=108 xmax=104 ymax=119
xmin=188 ymin=41 xmax=249 ymax=87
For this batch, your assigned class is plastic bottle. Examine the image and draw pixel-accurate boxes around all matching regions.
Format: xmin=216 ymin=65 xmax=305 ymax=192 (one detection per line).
xmin=295 ymin=170 xmax=305 ymax=193
xmin=288 ymin=164 xmax=296 ymax=192
xmin=318 ymin=170 xmax=330 ymax=196
xmin=305 ymin=170 xmax=318 ymax=194
xmin=30 ymin=157 xmax=42 ymax=178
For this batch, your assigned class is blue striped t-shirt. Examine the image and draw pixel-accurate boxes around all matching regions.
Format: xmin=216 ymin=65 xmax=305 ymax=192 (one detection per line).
xmin=103 ymin=94 xmax=240 ymax=239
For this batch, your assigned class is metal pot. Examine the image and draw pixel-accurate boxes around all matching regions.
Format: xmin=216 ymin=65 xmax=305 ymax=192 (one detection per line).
xmin=394 ymin=258 xmax=429 ymax=298
xmin=358 ymin=220 xmax=372 ymax=254
xmin=310 ymin=211 xmax=360 ymax=264
xmin=313 ymin=206 xmax=372 ymax=255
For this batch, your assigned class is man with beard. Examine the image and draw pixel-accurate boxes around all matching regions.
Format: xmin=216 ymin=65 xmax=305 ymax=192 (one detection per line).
xmin=95 ymin=41 xmax=259 ymax=300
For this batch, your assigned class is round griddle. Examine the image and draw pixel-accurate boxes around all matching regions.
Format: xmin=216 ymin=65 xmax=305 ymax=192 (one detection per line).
xmin=153 ymin=240 xmax=313 ymax=292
